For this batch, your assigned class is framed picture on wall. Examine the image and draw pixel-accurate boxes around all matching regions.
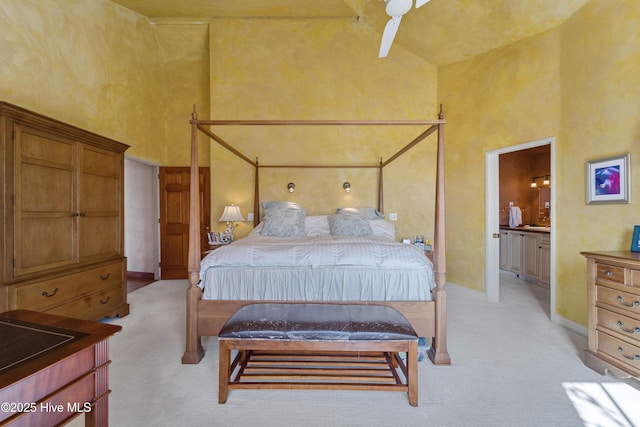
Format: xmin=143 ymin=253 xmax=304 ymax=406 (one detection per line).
xmin=586 ymin=153 xmax=630 ymax=204
xmin=631 ymin=226 xmax=640 ymax=252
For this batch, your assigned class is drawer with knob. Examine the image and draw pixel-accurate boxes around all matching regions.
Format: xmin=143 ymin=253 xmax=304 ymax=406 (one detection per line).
xmin=14 ymin=261 xmax=124 ymax=311
xmin=596 ymin=263 xmax=625 ymax=284
xmin=45 ymin=285 xmax=124 ymax=320
xmin=596 ymin=331 xmax=640 ymax=376
xmin=596 ymin=285 xmax=640 ymax=317
xmin=596 ymin=308 xmax=640 ymax=340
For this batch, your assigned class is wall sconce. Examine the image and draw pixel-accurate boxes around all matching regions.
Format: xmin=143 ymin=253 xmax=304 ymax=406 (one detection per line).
xmin=219 ymin=205 xmax=245 ymax=240
xmin=287 ymin=182 xmax=295 ymax=193
xmin=343 ymin=182 xmax=351 ymax=193
xmin=530 ymin=175 xmax=551 ymax=188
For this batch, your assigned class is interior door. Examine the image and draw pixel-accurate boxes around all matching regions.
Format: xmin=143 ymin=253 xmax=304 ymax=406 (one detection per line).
xmin=159 ymin=167 xmax=210 ymax=279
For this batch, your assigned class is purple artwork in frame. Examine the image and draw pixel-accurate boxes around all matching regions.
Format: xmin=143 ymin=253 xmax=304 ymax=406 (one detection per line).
xmin=586 ymin=153 xmax=630 ymax=204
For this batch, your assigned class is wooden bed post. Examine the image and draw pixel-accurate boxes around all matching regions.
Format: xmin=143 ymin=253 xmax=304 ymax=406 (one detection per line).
xmin=378 ymin=158 xmax=384 ymax=213
xmin=182 ymin=105 xmax=205 ymax=364
xmin=428 ymin=110 xmax=450 ymax=365
xmin=254 ymin=158 xmax=260 ymax=227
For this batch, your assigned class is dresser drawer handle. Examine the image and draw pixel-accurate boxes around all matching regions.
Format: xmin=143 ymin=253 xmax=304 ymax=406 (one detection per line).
xmin=99 ymin=296 xmax=111 ymax=305
xmin=605 ymin=270 xmax=613 ymax=276
xmin=616 ymin=296 xmax=640 ymax=308
xmin=99 ymin=273 xmax=111 ymax=280
xmin=41 ymin=288 xmax=59 ymax=298
xmin=618 ymin=347 xmax=640 ymax=361
xmin=616 ymin=320 xmax=640 ymax=334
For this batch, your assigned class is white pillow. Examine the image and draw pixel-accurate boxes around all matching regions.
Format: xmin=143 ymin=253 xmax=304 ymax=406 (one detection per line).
xmin=304 ymin=216 xmax=331 ymax=236
xmin=336 ymin=207 xmax=385 ymax=220
xmin=369 ymin=220 xmax=395 ymax=240
xmin=261 ymin=201 xmax=302 ymax=211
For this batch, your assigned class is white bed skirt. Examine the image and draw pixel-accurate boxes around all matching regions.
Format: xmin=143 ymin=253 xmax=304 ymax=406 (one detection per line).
xmin=201 ymin=266 xmax=433 ymax=301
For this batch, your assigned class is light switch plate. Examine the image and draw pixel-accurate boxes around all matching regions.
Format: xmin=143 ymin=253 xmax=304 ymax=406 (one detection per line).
xmin=389 ymin=212 xmax=398 ymax=221
xmin=247 ymin=212 xmax=254 ymax=221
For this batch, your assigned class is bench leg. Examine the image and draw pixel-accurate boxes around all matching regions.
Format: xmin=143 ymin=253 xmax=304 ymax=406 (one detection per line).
xmin=218 ymin=340 xmax=230 ymax=404
xmin=407 ymin=341 xmax=418 ymax=406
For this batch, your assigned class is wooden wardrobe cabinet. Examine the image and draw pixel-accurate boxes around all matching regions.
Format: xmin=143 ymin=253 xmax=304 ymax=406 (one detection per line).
xmin=581 ymin=251 xmax=640 ymax=380
xmin=0 ymin=101 xmax=129 ymax=321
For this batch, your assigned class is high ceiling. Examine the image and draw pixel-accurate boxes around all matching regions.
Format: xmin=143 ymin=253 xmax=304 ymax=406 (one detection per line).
xmin=110 ymin=0 xmax=589 ymax=66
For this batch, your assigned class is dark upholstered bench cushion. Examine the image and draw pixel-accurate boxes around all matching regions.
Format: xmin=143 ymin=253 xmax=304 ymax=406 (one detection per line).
xmin=219 ymin=303 xmax=418 ymax=341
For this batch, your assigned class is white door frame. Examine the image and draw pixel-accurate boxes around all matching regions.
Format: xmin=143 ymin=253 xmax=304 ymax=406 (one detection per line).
xmin=485 ymin=137 xmax=557 ymax=321
xmin=124 ymin=155 xmax=161 ymax=280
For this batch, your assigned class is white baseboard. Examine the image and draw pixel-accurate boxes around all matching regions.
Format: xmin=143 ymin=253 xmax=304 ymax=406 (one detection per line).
xmin=551 ymin=313 xmax=588 ymax=337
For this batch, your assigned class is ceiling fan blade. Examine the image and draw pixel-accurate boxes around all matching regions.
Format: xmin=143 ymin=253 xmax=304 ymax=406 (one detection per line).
xmin=378 ymin=16 xmax=402 ymax=58
xmin=415 ymin=0 xmax=431 ymax=7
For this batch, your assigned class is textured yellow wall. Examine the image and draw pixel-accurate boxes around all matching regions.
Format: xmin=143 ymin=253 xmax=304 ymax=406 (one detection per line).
xmin=0 ymin=0 xmax=208 ymax=166
xmin=7 ymin=0 xmax=638 ymax=328
xmin=154 ymin=22 xmax=211 ymax=166
xmin=439 ymin=0 xmax=640 ymax=327
xmin=438 ymin=30 xmax=562 ymax=291
xmin=556 ymin=0 xmax=640 ymax=324
xmin=208 ymin=18 xmax=438 ymax=239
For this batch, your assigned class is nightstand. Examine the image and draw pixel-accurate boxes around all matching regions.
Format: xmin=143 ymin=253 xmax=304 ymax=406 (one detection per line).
xmin=202 ymin=242 xmax=230 ymax=258
xmin=209 ymin=242 xmax=230 ymax=250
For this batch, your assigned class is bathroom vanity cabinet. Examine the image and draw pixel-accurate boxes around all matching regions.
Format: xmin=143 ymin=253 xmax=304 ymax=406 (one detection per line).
xmin=500 ymin=229 xmax=550 ymax=286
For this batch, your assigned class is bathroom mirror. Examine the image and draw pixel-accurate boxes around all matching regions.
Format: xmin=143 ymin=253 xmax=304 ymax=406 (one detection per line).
xmin=538 ymin=187 xmax=550 ymax=222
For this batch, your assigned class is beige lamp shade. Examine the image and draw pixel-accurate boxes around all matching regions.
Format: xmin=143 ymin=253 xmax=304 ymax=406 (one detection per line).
xmin=219 ymin=205 xmax=245 ymax=224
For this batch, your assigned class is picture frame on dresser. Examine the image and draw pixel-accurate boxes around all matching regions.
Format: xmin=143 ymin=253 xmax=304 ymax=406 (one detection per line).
xmin=585 ymin=153 xmax=630 ymax=204
xmin=631 ymin=225 xmax=640 ymax=252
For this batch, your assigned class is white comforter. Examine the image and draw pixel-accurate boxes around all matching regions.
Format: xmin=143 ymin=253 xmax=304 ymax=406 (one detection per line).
xmin=199 ymin=235 xmax=435 ymax=301
xmin=201 ymin=235 xmax=431 ymax=269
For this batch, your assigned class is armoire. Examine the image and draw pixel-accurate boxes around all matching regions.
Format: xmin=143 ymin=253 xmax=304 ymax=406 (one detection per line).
xmin=0 ymin=101 xmax=129 ymax=320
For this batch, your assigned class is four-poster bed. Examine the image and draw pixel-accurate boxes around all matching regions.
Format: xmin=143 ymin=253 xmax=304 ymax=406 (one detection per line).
xmin=182 ymin=107 xmax=450 ymax=366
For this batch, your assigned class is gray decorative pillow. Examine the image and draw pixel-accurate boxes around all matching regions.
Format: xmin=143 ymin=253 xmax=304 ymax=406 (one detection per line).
xmin=261 ymin=207 xmax=307 ymax=237
xmin=328 ymin=214 xmax=373 ymax=236
xmin=336 ymin=207 xmax=384 ymax=220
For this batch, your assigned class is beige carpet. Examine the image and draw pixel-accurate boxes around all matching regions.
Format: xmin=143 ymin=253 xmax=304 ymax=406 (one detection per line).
xmin=88 ymin=274 xmax=639 ymax=427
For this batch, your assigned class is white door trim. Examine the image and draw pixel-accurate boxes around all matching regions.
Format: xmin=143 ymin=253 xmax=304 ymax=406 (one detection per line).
xmin=485 ymin=137 xmax=557 ymax=321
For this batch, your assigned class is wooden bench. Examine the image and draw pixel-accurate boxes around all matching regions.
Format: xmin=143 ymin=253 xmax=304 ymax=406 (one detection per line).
xmin=218 ymin=303 xmax=419 ymax=406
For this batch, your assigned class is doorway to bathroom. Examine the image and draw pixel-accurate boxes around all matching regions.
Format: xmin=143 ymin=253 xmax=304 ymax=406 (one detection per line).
xmin=485 ymin=137 xmax=557 ymax=322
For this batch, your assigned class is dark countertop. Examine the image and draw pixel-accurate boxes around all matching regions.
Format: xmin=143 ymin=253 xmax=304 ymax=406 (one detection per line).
xmin=500 ymin=226 xmax=551 ymax=234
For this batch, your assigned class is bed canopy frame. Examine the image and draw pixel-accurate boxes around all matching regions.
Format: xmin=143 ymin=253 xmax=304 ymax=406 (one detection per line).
xmin=183 ymin=105 xmax=449 ymax=366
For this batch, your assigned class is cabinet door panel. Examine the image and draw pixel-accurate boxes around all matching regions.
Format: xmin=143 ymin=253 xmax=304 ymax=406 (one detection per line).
xmin=17 ymin=217 xmax=75 ymax=273
xmin=79 ymin=217 xmax=119 ymax=260
xmin=14 ymin=126 xmax=77 ymax=276
xmin=20 ymin=128 xmax=74 ymax=165
xmin=509 ymin=233 xmax=523 ymax=273
xmin=21 ymin=163 xmax=74 ymax=212
xmin=523 ymin=234 xmax=538 ymax=278
xmin=499 ymin=231 xmax=510 ymax=269
xmin=78 ymin=146 xmax=122 ymax=261
xmin=81 ymin=174 xmax=118 ymax=212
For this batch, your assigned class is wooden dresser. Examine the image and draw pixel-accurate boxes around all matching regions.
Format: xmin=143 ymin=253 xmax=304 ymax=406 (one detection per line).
xmin=0 ymin=310 xmax=121 ymax=426
xmin=0 ymin=101 xmax=129 ymax=321
xmin=581 ymin=251 xmax=640 ymax=380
